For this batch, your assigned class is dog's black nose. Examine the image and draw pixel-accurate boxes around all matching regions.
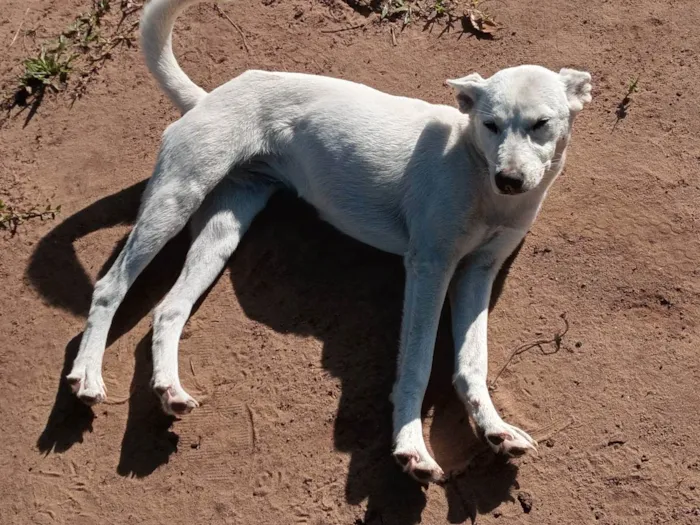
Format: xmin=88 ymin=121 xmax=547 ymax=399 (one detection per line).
xmin=495 ymin=171 xmax=525 ymax=195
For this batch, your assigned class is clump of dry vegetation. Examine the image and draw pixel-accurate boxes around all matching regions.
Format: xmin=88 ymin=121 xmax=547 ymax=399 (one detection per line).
xmin=342 ymin=0 xmax=501 ymax=36
xmin=0 ymin=199 xmax=62 ymax=236
xmin=613 ymin=76 xmax=640 ymax=131
xmin=2 ymin=1 xmax=143 ymax=124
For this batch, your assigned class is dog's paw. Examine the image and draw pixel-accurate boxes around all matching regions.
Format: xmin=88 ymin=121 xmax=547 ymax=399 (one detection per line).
xmin=484 ymin=422 xmax=538 ymax=458
xmin=153 ymin=384 xmax=199 ymax=416
xmin=66 ymin=366 xmax=106 ymax=406
xmin=393 ymin=448 xmax=445 ymax=484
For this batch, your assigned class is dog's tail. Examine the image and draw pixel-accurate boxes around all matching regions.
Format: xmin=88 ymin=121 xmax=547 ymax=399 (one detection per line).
xmin=140 ymin=0 xmax=211 ymax=113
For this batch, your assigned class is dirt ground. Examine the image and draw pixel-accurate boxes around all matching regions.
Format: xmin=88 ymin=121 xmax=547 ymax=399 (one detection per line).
xmin=1 ymin=1 xmax=699 ymax=523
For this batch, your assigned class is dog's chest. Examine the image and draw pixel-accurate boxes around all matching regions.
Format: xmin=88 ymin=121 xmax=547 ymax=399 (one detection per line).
xmin=454 ymin=193 xmax=541 ymax=261
xmin=456 ymin=222 xmax=525 ymax=264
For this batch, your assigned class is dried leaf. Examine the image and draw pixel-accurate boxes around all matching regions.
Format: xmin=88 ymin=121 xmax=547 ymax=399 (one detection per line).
xmin=469 ymin=11 xmax=479 ymax=26
xmin=479 ymin=19 xmax=499 ymax=34
xmin=467 ymin=9 xmax=500 ymax=35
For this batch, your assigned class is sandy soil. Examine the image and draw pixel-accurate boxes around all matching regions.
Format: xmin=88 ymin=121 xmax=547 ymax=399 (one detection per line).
xmin=1 ymin=1 xmax=699 ymax=524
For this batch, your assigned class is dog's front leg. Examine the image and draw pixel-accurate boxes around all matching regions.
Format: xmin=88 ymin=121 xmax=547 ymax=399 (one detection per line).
xmin=391 ymin=250 xmax=454 ymax=484
xmin=449 ymin=258 xmax=538 ymax=457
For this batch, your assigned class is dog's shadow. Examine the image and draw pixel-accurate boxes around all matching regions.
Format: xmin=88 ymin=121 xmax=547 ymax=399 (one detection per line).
xmin=29 ymin=125 xmax=523 ymax=521
xmin=29 ymin=185 xmax=522 ymax=522
xmin=228 ymin=194 xmax=522 ymax=524
xmin=31 ymin=181 xmax=186 ymax=476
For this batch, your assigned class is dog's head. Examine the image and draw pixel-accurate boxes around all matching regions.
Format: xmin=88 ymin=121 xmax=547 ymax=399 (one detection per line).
xmin=447 ymin=65 xmax=592 ymax=196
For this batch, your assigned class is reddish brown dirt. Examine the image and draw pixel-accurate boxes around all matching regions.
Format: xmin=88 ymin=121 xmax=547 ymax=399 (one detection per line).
xmin=1 ymin=1 xmax=699 ymax=524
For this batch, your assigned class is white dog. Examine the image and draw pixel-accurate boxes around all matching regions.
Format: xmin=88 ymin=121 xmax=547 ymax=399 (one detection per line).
xmin=66 ymin=0 xmax=591 ymax=483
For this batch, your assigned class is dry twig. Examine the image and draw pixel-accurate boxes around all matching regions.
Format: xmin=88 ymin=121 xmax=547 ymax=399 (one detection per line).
xmin=321 ymin=22 xmax=368 ymax=34
xmin=10 ymin=8 xmax=30 ymax=47
xmin=214 ymin=5 xmax=250 ymax=54
xmin=490 ymin=313 xmax=569 ymax=389
xmin=246 ymin=403 xmax=257 ymax=452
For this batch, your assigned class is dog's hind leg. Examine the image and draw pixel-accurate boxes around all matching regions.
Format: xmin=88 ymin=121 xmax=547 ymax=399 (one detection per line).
xmin=67 ymin=117 xmax=258 ymax=406
xmin=151 ymin=178 xmax=276 ymax=415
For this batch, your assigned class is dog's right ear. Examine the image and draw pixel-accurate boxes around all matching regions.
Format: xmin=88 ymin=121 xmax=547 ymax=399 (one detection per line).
xmin=446 ymin=73 xmax=486 ymax=113
xmin=559 ymin=68 xmax=593 ymax=113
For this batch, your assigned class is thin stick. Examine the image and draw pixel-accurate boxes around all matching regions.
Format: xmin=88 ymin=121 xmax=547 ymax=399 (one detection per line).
xmin=214 ymin=5 xmax=250 ymax=54
xmin=390 ymin=26 xmax=397 ymax=46
xmin=246 ymin=403 xmax=257 ymax=452
xmin=321 ymin=23 xmax=367 ymax=34
xmin=531 ymin=417 xmax=574 ymax=443
xmin=10 ymin=8 xmax=30 ymax=47
xmin=490 ymin=313 xmax=569 ymax=389
xmin=105 ymin=393 xmax=133 ymax=405
xmin=188 ymin=356 xmax=207 ymax=394
xmin=105 ymin=384 xmax=135 ymax=405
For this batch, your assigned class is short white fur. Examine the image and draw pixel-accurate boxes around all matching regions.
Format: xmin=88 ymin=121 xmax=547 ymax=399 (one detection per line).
xmin=66 ymin=0 xmax=592 ymax=483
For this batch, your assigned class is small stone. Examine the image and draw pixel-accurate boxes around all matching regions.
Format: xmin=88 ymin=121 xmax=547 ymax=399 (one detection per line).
xmin=518 ymin=491 xmax=533 ymax=513
xmin=607 ymin=437 xmax=626 ymax=447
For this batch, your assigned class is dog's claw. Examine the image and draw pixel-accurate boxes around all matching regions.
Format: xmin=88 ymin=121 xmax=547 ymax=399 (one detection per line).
xmin=154 ymin=384 xmax=199 ymax=416
xmin=393 ymin=449 xmax=445 ymax=484
xmin=484 ymin=422 xmax=538 ymax=457
xmin=66 ymin=367 xmax=107 ymax=406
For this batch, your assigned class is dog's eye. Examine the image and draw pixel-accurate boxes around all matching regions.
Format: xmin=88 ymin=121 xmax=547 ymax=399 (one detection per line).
xmin=484 ymin=121 xmax=499 ymax=134
xmin=532 ymin=118 xmax=549 ymax=131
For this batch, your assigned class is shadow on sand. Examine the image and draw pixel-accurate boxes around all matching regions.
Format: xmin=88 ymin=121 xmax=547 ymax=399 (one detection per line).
xmin=30 ymin=123 xmax=524 ymax=521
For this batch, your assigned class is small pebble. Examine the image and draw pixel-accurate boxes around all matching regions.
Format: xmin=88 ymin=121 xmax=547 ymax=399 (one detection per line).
xmin=518 ymin=491 xmax=533 ymax=513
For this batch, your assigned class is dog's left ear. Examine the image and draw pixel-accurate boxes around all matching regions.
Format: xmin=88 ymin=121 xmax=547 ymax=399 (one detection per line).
xmin=446 ymin=73 xmax=486 ymax=113
xmin=559 ymin=68 xmax=593 ymax=112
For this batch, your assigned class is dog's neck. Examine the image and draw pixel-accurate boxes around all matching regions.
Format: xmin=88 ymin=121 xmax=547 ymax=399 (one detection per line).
xmin=461 ymin=124 xmax=490 ymax=185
